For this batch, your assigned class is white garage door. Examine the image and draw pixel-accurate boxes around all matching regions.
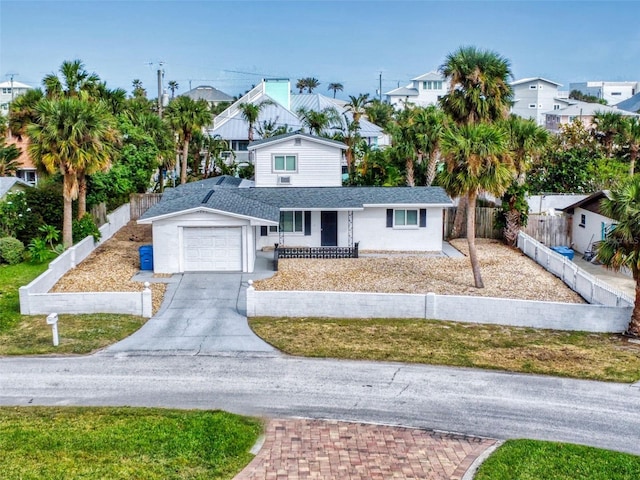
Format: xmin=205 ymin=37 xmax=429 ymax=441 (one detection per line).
xmin=182 ymin=227 xmax=242 ymax=272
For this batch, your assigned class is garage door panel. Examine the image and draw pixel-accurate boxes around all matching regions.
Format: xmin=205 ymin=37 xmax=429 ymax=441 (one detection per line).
xmin=182 ymin=227 xmax=242 ymax=272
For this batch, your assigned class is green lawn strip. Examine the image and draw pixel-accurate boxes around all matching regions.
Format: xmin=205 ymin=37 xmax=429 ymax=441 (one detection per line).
xmin=0 ymin=407 xmax=262 ymax=480
xmin=0 ymin=261 xmax=147 ymax=355
xmin=249 ymin=317 xmax=640 ymax=382
xmin=476 ymin=439 xmax=640 ymax=480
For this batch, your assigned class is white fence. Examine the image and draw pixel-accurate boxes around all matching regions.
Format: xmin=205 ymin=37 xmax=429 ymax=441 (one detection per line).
xmin=517 ymin=232 xmax=633 ymax=308
xmin=19 ymin=204 xmax=153 ymax=318
xmin=246 ymin=287 xmax=631 ymax=333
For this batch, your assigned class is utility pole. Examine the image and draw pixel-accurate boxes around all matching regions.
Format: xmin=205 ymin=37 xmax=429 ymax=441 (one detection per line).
xmin=157 ymin=62 xmax=164 ymax=118
xmin=5 ymin=72 xmax=18 ymax=102
xmin=379 ymin=72 xmax=382 ymax=101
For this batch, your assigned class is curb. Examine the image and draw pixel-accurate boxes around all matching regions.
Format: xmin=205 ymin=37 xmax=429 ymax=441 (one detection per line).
xmin=461 ymin=440 xmax=504 ymax=480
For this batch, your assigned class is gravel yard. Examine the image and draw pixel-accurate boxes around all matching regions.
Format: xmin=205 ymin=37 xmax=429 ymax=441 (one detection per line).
xmin=51 ymin=222 xmax=167 ymax=314
xmin=254 ymin=239 xmax=585 ymax=303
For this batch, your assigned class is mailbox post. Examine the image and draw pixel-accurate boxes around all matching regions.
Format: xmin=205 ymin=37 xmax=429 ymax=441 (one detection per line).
xmin=46 ymin=313 xmax=59 ymax=346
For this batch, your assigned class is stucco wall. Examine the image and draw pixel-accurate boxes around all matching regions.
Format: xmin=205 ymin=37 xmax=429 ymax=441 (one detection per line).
xmin=571 ymin=207 xmax=613 ymax=253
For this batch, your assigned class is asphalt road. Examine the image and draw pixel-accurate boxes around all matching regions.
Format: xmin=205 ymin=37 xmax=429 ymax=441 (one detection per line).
xmin=2 ymin=353 xmax=639 ymax=455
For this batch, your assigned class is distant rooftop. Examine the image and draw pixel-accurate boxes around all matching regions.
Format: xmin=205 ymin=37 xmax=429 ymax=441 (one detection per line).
xmin=182 ymin=85 xmax=233 ymax=103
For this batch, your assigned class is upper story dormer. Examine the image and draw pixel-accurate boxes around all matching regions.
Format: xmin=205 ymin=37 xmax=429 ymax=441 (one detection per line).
xmin=248 ymin=133 xmax=346 ymax=188
xmin=385 ymin=71 xmax=449 ymax=109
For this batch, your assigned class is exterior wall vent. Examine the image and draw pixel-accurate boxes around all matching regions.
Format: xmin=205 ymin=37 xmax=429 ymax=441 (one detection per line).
xmin=278 ymin=176 xmax=291 ymax=185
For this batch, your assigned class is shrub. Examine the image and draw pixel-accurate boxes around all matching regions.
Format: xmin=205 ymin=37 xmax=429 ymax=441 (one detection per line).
xmin=0 ymin=237 xmax=25 ymax=265
xmin=73 ymin=214 xmax=102 ymax=243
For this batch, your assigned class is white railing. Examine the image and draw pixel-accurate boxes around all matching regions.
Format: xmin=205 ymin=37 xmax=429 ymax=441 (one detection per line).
xmin=517 ymin=231 xmax=633 ymax=307
xmin=213 ymin=82 xmax=265 ymax=129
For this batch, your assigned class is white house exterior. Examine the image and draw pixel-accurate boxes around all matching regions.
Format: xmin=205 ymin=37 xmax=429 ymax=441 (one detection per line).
xmin=511 ymin=77 xmax=564 ymax=126
xmin=569 ymin=81 xmax=640 ymax=105
xmin=563 ymin=191 xmax=615 ymax=254
xmin=544 ymin=101 xmax=639 ymax=133
xmin=139 ymin=133 xmax=452 ymax=273
xmin=385 ymin=71 xmax=449 ymax=109
xmin=0 ymin=80 xmax=32 ymax=116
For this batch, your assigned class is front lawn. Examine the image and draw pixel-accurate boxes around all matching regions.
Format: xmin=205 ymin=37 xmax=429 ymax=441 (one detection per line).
xmin=0 ymin=407 xmax=262 ymax=479
xmin=477 ymin=439 xmax=640 ymax=480
xmin=249 ymin=317 xmax=640 ymax=382
xmin=0 ymin=261 xmax=147 ymax=355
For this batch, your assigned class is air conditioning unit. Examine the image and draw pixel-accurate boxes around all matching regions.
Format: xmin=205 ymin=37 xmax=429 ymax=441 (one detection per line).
xmin=278 ymin=176 xmax=291 ymax=185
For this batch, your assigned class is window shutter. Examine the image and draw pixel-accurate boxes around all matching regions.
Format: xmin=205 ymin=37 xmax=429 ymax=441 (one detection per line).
xmin=420 ymin=209 xmax=427 ymax=227
xmin=386 ymin=209 xmax=393 ymax=228
xmin=260 ymin=226 xmax=268 ymax=236
xmin=304 ymin=211 xmax=312 ymax=235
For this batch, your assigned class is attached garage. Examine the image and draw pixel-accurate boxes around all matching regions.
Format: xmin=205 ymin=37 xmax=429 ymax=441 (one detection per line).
xmin=182 ymin=227 xmax=242 ymax=272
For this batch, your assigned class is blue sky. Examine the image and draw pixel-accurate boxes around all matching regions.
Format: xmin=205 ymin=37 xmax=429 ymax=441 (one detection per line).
xmin=1 ymin=1 xmax=639 ymax=100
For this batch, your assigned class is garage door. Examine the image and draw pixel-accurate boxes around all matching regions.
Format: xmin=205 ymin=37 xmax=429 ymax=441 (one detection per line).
xmin=182 ymin=227 xmax=242 ymax=272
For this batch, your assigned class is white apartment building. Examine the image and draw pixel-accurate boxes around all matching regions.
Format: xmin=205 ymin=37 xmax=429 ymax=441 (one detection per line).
xmin=385 ymin=71 xmax=449 ymax=109
xmin=569 ymin=81 xmax=639 ymax=105
xmin=0 ymin=80 xmax=33 ymax=115
xmin=510 ymin=77 xmax=569 ymax=126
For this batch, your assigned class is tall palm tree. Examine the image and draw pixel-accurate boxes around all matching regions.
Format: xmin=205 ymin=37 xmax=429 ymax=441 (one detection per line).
xmin=304 ymin=77 xmax=320 ymax=93
xmin=592 ymin=111 xmax=623 ymax=158
xmin=8 ymin=88 xmax=44 ymax=140
xmin=132 ymin=79 xmax=147 ymax=98
xmin=595 ymin=177 xmax=640 ymax=336
xmin=295 ymin=79 xmax=306 ymax=94
xmin=439 ymin=46 xmax=514 ymax=239
xmin=43 ymin=59 xmax=100 ymax=99
xmin=168 ymin=80 xmax=179 ymax=99
xmin=439 ymin=122 xmax=514 ymax=288
xmin=27 ymin=98 xmax=119 ymax=247
xmin=414 ymin=105 xmax=447 ymax=186
xmin=617 ymin=116 xmax=640 ymax=176
xmin=0 ymin=138 xmax=21 ymax=176
xmin=328 ymin=82 xmax=344 ymax=98
xmin=297 ymin=106 xmax=341 ymax=136
xmin=346 ymin=93 xmax=371 ymax=126
xmin=237 ymin=99 xmax=274 ymax=142
xmin=165 ymin=96 xmax=213 ymax=184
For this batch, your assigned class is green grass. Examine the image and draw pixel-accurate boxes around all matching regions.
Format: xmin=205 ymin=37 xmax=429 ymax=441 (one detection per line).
xmin=249 ymin=317 xmax=640 ymax=382
xmin=0 ymin=261 xmax=147 ymax=355
xmin=0 ymin=407 xmax=262 ymax=479
xmin=476 ymin=439 xmax=640 ymax=480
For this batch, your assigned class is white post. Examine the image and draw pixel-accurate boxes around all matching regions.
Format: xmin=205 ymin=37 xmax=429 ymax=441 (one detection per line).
xmin=142 ymin=282 xmax=152 ymax=318
xmin=246 ymin=280 xmax=255 ymax=317
xmin=46 ymin=313 xmax=59 ymax=346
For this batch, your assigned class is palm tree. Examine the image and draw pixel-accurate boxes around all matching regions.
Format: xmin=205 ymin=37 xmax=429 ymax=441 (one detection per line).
xmin=297 ymin=106 xmax=341 ymax=136
xmin=165 ymin=96 xmax=213 ymax=184
xmin=237 ymin=100 xmax=274 ymax=142
xmin=8 ymin=88 xmax=44 ymax=140
xmin=0 ymin=138 xmax=21 ymax=176
xmin=595 ymin=177 xmax=640 ymax=336
xmin=295 ymin=79 xmax=306 ymax=94
xmin=439 ymin=46 xmax=514 ymax=239
xmin=43 ymin=59 xmax=100 ymax=99
xmin=27 ymin=98 xmax=119 ymax=247
xmin=132 ymin=79 xmax=147 ymax=98
xmin=413 ymin=105 xmax=447 ymax=186
xmin=328 ymin=82 xmax=344 ymax=98
xmin=97 ymin=85 xmax=128 ymax=115
xmin=168 ymin=80 xmax=179 ymax=99
xmin=617 ymin=116 xmax=640 ymax=176
xmin=439 ymin=122 xmax=514 ymax=288
xmin=592 ymin=111 xmax=623 ymax=158
xmin=305 ymin=77 xmax=320 ymax=93
xmin=346 ymin=93 xmax=371 ymax=126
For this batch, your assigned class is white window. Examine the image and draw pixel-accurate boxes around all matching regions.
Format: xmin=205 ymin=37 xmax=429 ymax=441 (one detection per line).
xmin=394 ymin=209 xmax=418 ymax=227
xmin=280 ymin=211 xmax=304 ymax=233
xmin=269 ymin=225 xmax=278 ymax=233
xmin=528 ymin=104 xmax=536 ymax=109
xmin=529 ymin=85 xmax=537 ymax=90
xmin=423 ymin=80 xmax=443 ymax=90
xmin=1 ymin=88 xmax=10 ymax=94
xmin=274 ymin=154 xmax=297 ymax=172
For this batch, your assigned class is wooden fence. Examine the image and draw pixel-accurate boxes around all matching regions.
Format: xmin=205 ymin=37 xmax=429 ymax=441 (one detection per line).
xmin=443 ymin=207 xmax=502 ymax=239
xmin=522 ymin=214 xmax=571 ymax=247
xmin=90 ymin=202 xmax=107 ymax=227
xmin=130 ymin=193 xmax=163 ymax=220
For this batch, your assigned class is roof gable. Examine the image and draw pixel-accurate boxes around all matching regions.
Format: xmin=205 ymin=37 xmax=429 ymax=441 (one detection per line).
xmin=248 ymin=132 xmax=346 ymax=150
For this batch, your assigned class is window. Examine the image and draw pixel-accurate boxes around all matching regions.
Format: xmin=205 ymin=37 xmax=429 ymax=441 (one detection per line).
xmin=274 ymin=154 xmax=296 ymax=172
xmin=280 ymin=211 xmax=304 ymax=233
xmin=1 ymin=88 xmax=10 ymax=94
xmin=553 ymin=104 xmax=561 ymax=110
xmin=232 ymin=140 xmax=249 ymax=151
xmin=529 ymin=85 xmax=537 ymax=90
xmin=528 ymin=104 xmax=536 ymax=109
xmin=394 ymin=209 xmax=418 ymax=227
xmin=611 ymin=92 xmax=622 ymax=96
xmin=579 ymin=214 xmax=586 ymax=228
xmin=423 ymin=80 xmax=443 ymax=90
xmin=269 ymin=225 xmax=278 ymax=233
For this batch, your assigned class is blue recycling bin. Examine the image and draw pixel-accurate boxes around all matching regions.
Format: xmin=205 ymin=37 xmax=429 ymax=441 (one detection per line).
xmin=139 ymin=245 xmax=154 ymax=270
xmin=550 ymin=246 xmax=574 ymax=261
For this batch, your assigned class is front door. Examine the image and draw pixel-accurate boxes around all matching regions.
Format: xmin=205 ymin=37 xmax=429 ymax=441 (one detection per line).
xmin=321 ymin=211 xmax=338 ymax=246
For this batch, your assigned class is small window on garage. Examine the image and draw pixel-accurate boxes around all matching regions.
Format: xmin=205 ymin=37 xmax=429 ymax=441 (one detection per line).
xmin=274 ymin=155 xmax=297 ymax=172
xmin=394 ymin=209 xmax=418 ymax=227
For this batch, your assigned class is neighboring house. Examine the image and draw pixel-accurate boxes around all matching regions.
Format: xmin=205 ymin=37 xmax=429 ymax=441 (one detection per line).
xmin=181 ymin=85 xmax=234 ymax=106
xmin=614 ymin=92 xmax=640 ymax=113
xmin=527 ymin=194 xmax=588 ymax=215
xmin=563 ymin=191 xmax=615 ymax=254
xmin=510 ymin=77 xmax=565 ymax=126
xmin=208 ymin=78 xmax=389 ymax=164
xmin=5 ymin=137 xmax=38 ymax=185
xmin=384 ymin=71 xmax=449 ymax=109
xmin=0 ymin=176 xmax=31 ymax=200
xmin=569 ymin=80 xmax=640 ymax=105
xmin=138 ymin=133 xmax=452 ymax=273
xmin=0 ymin=80 xmax=33 ymax=116
xmin=544 ymin=100 xmax=639 ymax=133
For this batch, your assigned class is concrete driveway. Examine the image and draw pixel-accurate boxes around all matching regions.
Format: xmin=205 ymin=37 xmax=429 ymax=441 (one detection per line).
xmin=106 ymin=253 xmax=277 ymax=355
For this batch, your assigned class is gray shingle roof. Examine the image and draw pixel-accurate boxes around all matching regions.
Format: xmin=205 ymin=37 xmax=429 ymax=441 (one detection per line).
xmin=140 ymin=181 xmax=452 ymax=223
xmin=182 ymin=85 xmax=233 ymax=103
xmin=615 ymin=92 xmax=640 ymax=113
xmin=411 ymin=71 xmax=444 ymax=82
xmin=248 ymin=132 xmax=346 ymax=149
xmin=0 ymin=177 xmax=31 ymax=198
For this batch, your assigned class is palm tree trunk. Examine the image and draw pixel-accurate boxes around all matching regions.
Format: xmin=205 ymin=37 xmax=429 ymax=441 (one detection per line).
xmin=158 ymin=166 xmax=165 ymax=192
xmin=426 ymin=151 xmax=438 ymax=186
xmin=630 ymin=147 xmax=638 ymax=177
xmin=77 ymin=171 xmax=87 ymax=219
xmin=629 ymin=277 xmax=640 ymax=337
xmin=451 ymin=196 xmax=467 ymax=239
xmin=405 ymin=158 xmax=415 ymax=187
xmin=180 ymin=139 xmax=189 ymax=184
xmin=467 ymin=191 xmax=484 ymax=288
xmin=62 ymin=175 xmax=74 ymax=248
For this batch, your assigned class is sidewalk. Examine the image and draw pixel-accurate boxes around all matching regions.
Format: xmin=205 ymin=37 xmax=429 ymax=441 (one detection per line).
xmin=235 ymin=419 xmax=497 ymax=480
xmin=572 ymin=256 xmax=635 ymax=298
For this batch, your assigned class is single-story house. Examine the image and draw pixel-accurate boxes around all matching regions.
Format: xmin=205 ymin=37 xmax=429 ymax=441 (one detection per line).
xmin=563 ymin=191 xmax=615 ymax=254
xmin=0 ymin=176 xmax=31 ymax=200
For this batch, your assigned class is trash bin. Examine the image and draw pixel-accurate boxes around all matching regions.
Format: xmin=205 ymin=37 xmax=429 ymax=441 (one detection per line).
xmin=139 ymin=245 xmax=154 ymax=270
xmin=550 ymin=246 xmax=574 ymax=261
